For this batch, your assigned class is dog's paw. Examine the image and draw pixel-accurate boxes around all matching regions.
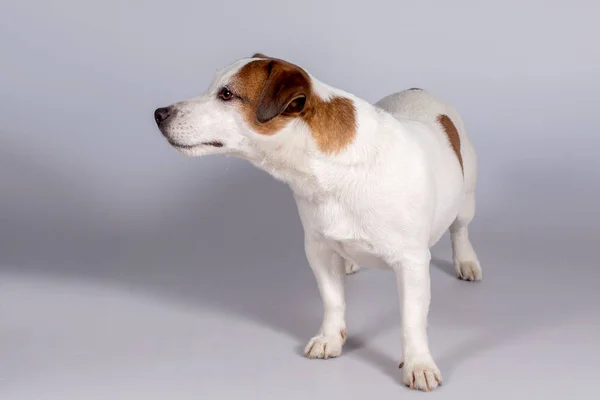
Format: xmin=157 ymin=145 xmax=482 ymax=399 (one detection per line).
xmin=344 ymin=260 xmax=360 ymax=275
xmin=400 ymin=356 xmax=442 ymax=391
xmin=303 ymin=330 xmax=346 ymax=359
xmin=455 ymin=260 xmax=482 ymax=281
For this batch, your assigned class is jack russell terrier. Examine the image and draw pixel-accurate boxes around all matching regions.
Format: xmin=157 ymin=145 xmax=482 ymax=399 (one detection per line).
xmin=154 ymin=53 xmax=482 ymax=392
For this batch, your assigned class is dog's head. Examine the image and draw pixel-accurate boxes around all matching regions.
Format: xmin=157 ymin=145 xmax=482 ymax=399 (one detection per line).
xmin=154 ymin=54 xmax=356 ymax=160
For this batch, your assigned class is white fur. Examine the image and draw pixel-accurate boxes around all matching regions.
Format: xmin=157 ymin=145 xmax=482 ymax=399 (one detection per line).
xmin=156 ymin=56 xmax=482 ymax=391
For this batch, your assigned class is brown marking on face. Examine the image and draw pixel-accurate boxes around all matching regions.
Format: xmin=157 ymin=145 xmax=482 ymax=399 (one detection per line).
xmin=231 ymin=58 xmax=357 ymax=154
xmin=437 ymin=114 xmax=463 ymax=173
xmin=233 ymin=58 xmax=310 ymax=135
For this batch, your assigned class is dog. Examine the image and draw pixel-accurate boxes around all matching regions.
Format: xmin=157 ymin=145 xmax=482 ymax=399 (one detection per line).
xmin=154 ymin=53 xmax=481 ymax=391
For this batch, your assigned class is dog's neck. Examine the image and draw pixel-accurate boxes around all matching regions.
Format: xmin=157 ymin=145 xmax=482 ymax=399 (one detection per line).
xmin=249 ymin=141 xmax=322 ymax=199
xmin=246 ymin=78 xmax=387 ymax=201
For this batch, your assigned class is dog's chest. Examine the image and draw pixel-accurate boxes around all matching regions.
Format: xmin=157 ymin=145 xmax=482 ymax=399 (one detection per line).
xmin=333 ymin=238 xmax=390 ymax=269
xmin=299 ymin=196 xmax=391 ymax=269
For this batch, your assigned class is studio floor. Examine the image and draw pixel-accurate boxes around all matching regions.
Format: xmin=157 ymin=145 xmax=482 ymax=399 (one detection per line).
xmin=1 ymin=219 xmax=598 ymax=399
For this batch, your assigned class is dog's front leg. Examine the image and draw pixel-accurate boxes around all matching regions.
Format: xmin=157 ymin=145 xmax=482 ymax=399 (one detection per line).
xmin=394 ymin=248 xmax=442 ymax=391
xmin=303 ymin=236 xmax=347 ymax=359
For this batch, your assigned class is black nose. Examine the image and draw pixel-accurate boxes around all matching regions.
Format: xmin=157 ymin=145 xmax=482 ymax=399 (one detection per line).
xmin=154 ymin=107 xmax=172 ymax=125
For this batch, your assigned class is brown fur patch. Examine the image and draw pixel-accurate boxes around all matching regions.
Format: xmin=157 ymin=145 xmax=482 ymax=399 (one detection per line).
xmin=408 ymin=87 xmax=423 ymax=91
xmin=437 ymin=114 xmax=463 ymax=173
xmin=233 ymin=59 xmax=309 ymax=135
xmin=232 ymin=58 xmax=356 ymax=154
xmin=304 ymin=97 xmax=356 ymax=154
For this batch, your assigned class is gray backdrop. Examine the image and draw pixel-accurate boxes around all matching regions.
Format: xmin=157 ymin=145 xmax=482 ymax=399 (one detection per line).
xmin=1 ymin=1 xmax=599 ymax=399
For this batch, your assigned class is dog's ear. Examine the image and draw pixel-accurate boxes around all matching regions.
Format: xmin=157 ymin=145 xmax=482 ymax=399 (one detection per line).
xmin=252 ymin=53 xmax=269 ymax=58
xmin=256 ymin=61 xmax=311 ymax=123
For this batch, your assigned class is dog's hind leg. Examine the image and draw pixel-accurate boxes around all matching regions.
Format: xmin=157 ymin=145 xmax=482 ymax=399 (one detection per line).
xmin=344 ymin=259 xmax=360 ymax=275
xmin=449 ymin=190 xmax=482 ymax=281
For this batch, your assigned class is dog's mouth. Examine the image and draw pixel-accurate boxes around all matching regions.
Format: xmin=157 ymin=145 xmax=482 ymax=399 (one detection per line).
xmin=168 ymin=140 xmax=224 ymax=149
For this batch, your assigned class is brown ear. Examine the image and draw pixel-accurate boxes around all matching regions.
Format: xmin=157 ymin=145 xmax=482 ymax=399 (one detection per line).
xmin=252 ymin=53 xmax=269 ymax=58
xmin=256 ymin=61 xmax=311 ymax=123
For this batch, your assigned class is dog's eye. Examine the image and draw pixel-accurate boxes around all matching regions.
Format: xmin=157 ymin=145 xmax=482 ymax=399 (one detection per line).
xmin=219 ymin=87 xmax=234 ymax=101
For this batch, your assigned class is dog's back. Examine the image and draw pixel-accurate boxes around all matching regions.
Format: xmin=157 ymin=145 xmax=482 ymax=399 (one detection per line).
xmin=375 ymin=88 xmax=478 ymax=196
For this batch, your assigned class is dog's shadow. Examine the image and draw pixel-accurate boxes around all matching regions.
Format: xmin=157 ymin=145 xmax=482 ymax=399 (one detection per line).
xmin=431 ymin=257 xmax=456 ymax=278
xmin=0 ymin=153 xmax=587 ymax=387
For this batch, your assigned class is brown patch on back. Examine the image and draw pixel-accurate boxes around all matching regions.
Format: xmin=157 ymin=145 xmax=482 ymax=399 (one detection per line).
xmin=437 ymin=114 xmax=463 ymax=173
xmin=232 ymin=58 xmax=356 ymax=154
